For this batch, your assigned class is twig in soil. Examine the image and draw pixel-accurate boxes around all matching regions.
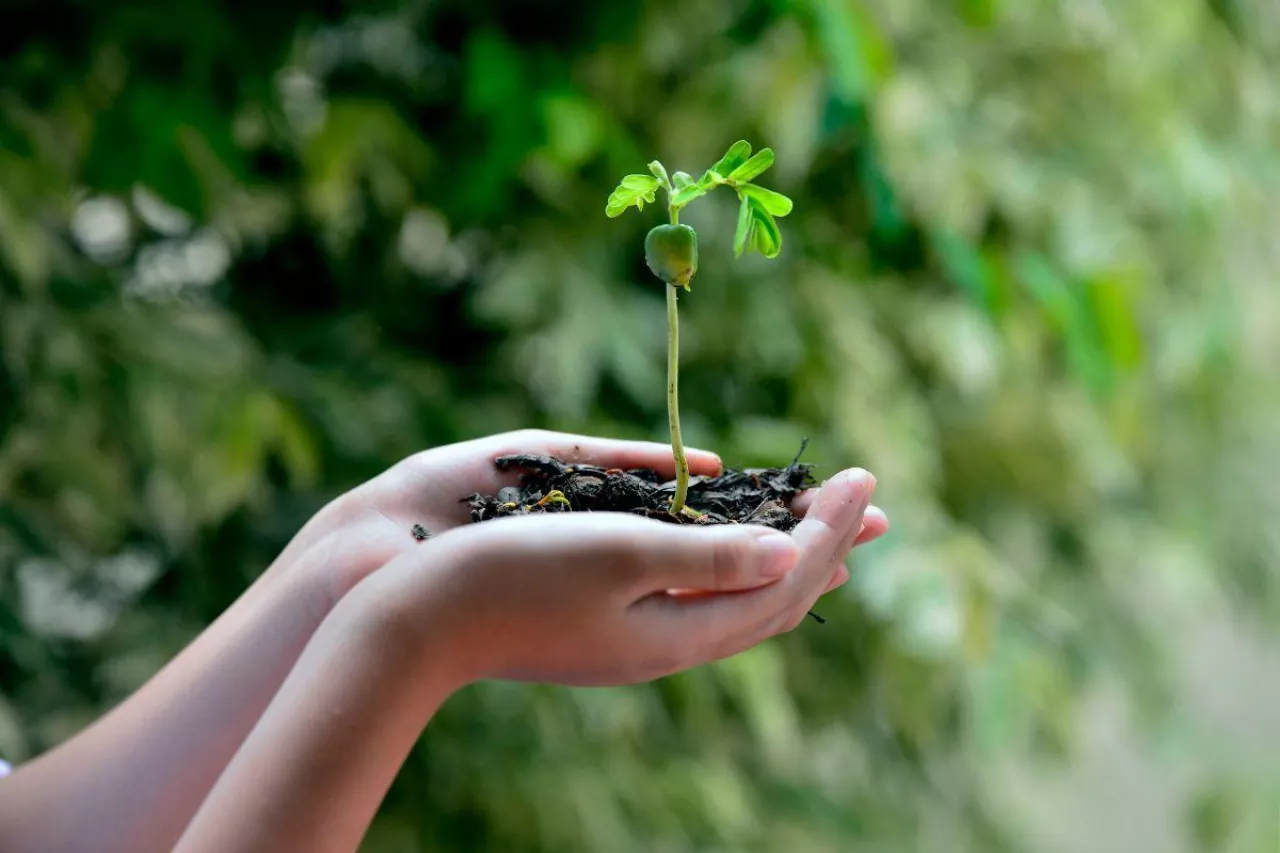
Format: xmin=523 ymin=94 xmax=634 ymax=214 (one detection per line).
xmin=789 ymin=438 xmax=811 ymax=469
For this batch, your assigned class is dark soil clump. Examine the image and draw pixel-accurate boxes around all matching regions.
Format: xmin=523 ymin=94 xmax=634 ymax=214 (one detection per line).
xmin=464 ymin=449 xmax=816 ymax=532
xmin=459 ymin=444 xmax=826 ymax=624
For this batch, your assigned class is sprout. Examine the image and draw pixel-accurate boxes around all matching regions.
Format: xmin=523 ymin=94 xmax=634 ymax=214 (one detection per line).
xmin=606 ymin=141 xmax=793 ymax=514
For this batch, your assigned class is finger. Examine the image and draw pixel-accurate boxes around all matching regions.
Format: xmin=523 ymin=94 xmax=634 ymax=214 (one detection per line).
xmin=625 ymin=522 xmax=800 ymax=595
xmin=821 ymin=565 xmax=850 ymax=595
xmin=441 ymin=511 xmax=798 ymax=597
xmin=390 ymin=430 xmax=723 ymax=525
xmin=790 ymin=484 xmax=883 ymax=521
xmin=857 ymin=506 xmax=890 ymax=545
xmin=788 ymin=487 xmax=888 ymax=566
xmin=788 ymin=489 xmax=818 ymax=516
xmin=414 ymin=429 xmax=721 ymax=491
xmin=471 ymin=429 xmax=721 ymax=477
xmin=782 ymin=468 xmax=873 ymax=612
xmin=648 ymin=469 xmax=874 ymax=649
xmin=400 ymin=513 xmax=804 ymax=683
xmin=813 ymin=507 xmax=888 ymax=596
xmin=800 ymin=504 xmax=888 ymax=545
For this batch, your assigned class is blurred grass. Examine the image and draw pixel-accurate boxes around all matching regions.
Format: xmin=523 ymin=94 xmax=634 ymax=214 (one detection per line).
xmin=3 ymin=0 xmax=1280 ymax=850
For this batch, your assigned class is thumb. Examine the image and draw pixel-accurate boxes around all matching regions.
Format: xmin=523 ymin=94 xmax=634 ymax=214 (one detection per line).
xmin=444 ymin=512 xmax=800 ymax=597
xmin=630 ymin=521 xmax=800 ymax=595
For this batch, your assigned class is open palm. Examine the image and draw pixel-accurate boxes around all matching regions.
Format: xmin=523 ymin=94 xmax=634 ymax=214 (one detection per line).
xmin=269 ymin=429 xmax=886 ymax=606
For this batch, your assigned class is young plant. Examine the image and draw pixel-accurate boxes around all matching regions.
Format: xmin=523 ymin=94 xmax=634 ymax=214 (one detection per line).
xmin=606 ymin=140 xmax=794 ymax=515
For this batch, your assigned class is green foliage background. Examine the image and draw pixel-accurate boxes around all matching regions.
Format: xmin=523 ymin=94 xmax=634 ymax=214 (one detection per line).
xmin=4 ymin=0 xmax=1280 ymax=850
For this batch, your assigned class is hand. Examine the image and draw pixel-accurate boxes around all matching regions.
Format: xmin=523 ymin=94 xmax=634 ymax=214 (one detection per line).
xmin=169 ymin=444 xmax=885 ymax=853
xmin=272 ymin=429 xmax=887 ymax=609
xmin=3 ymin=429 xmax=885 ymax=853
xmin=353 ymin=466 xmax=879 ymax=689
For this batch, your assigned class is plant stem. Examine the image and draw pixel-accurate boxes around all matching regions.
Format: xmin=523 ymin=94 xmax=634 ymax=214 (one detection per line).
xmin=666 ymin=280 xmax=689 ymax=514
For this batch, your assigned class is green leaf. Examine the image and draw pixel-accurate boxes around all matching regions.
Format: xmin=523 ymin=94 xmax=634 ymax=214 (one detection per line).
xmin=710 ymin=140 xmax=752 ymax=178
xmin=1015 ymin=250 xmax=1110 ymax=394
xmin=734 ymin=195 xmax=754 ymax=258
xmin=1085 ymin=271 xmax=1144 ymax=371
xmin=670 ymin=182 xmax=711 ymax=208
xmin=728 ymin=148 xmax=775 ymax=184
xmin=621 ymin=174 xmax=659 ymax=190
xmin=697 ymin=168 xmax=723 ymax=189
xmin=811 ymin=0 xmax=894 ymax=102
xmin=671 ymin=168 xmax=729 ymax=208
xmin=605 ymin=173 xmax=661 ymax=217
xmin=740 ymin=184 xmax=793 ymax=217
xmin=647 ymin=160 xmax=671 ymax=189
xmin=747 ymin=196 xmax=782 ymax=258
xmin=672 ymin=171 xmax=695 ymax=190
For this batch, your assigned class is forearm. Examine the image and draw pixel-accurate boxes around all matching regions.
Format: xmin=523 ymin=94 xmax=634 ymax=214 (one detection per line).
xmin=0 ymin=560 xmax=335 ymax=853
xmin=173 ymin=580 xmax=457 ymax=853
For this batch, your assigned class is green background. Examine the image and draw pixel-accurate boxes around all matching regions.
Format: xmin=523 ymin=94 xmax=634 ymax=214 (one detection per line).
xmin=3 ymin=0 xmax=1280 ymax=850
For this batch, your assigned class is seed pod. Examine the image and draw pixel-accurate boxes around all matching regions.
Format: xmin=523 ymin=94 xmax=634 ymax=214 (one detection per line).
xmin=644 ymin=224 xmax=698 ymax=288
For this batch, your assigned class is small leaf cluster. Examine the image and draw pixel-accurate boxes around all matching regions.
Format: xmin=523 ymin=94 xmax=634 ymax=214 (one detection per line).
xmin=605 ymin=140 xmax=793 ymax=259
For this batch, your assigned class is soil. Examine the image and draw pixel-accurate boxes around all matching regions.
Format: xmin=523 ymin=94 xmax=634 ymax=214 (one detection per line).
xmin=464 ymin=449 xmax=815 ymax=530
xmin=461 ymin=444 xmax=826 ymax=623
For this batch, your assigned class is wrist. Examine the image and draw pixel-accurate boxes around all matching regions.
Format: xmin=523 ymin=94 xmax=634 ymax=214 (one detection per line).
xmin=171 ymin=566 xmax=463 ymax=853
xmin=333 ymin=555 xmax=475 ymax=707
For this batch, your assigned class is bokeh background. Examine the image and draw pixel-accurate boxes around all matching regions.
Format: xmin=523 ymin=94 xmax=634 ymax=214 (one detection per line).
xmin=4 ymin=0 xmax=1280 ymax=850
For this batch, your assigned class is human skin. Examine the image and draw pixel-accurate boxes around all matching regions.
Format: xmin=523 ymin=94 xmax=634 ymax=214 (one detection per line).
xmin=0 ymin=430 xmax=885 ymax=853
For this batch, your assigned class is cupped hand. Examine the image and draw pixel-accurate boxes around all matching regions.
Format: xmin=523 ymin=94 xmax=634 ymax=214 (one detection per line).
xmin=351 ymin=467 xmax=879 ymax=689
xmin=271 ymin=430 xmax=887 ymax=607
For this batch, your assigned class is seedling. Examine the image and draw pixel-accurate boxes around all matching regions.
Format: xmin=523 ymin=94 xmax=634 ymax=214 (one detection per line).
xmin=605 ymin=140 xmax=794 ymax=515
xmin=465 ymin=142 xmax=824 ymax=619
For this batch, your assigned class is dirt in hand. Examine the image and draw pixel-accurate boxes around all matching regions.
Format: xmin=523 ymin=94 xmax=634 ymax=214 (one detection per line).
xmin=464 ymin=446 xmax=816 ymax=531
xmin=461 ymin=444 xmax=827 ymax=624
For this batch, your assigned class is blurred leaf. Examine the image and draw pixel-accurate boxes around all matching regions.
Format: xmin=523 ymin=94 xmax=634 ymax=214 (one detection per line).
xmin=272 ymin=397 xmax=321 ymax=488
xmin=83 ymin=81 xmax=244 ymax=216
xmin=464 ymin=29 xmax=524 ymax=115
xmin=1016 ymin=251 xmax=1113 ymax=394
xmin=934 ymin=229 xmax=999 ymax=315
xmin=302 ymin=99 xmax=432 ymax=235
xmin=1085 ymin=272 xmax=1145 ymax=372
xmin=958 ymin=0 xmax=1000 ymax=27
xmin=808 ymin=0 xmax=894 ymax=103
xmin=542 ymin=94 xmax=605 ymax=168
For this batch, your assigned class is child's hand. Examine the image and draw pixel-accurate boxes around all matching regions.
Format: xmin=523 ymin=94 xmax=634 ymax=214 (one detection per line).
xmin=348 ymin=467 xmax=877 ymax=690
xmin=271 ymin=429 xmax=884 ymax=610
xmin=5 ymin=429 xmax=885 ymax=853
xmin=170 ymin=447 xmax=883 ymax=853
xmin=268 ymin=429 xmax=726 ymax=602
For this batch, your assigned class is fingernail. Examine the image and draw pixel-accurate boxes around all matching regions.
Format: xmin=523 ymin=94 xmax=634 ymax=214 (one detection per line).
xmin=846 ymin=468 xmax=876 ymax=491
xmin=749 ymin=528 xmax=798 ymax=578
xmin=841 ymin=471 xmax=876 ymax=513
